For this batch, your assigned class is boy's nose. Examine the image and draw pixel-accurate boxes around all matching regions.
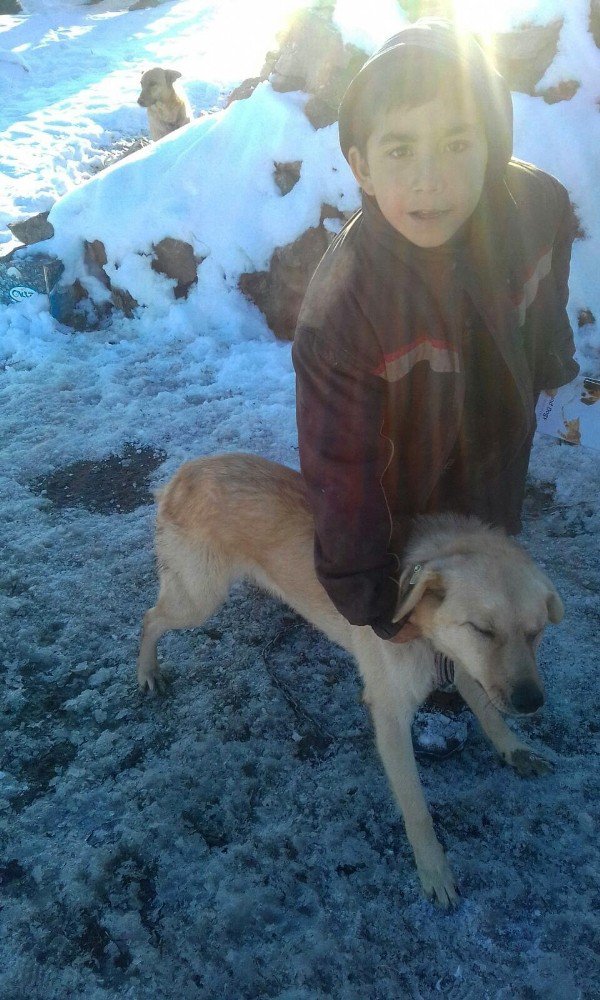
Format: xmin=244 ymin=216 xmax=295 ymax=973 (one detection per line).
xmin=411 ymin=156 xmax=443 ymax=193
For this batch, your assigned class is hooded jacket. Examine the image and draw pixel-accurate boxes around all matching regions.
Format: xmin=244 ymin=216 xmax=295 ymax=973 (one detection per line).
xmin=292 ymin=21 xmax=579 ymax=638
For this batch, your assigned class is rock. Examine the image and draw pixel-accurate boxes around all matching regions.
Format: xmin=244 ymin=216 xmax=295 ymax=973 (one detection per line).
xmin=269 ymin=9 xmax=346 ymax=95
xmin=538 ymin=80 xmax=580 ymax=104
xmin=227 ymin=8 xmax=366 ymax=130
xmin=304 ymin=95 xmax=338 ymax=130
xmin=578 ymin=309 xmax=596 ymax=328
xmin=84 ymin=239 xmax=110 ymax=287
xmin=111 ymin=286 xmax=138 ymax=317
xmin=83 ymin=235 xmax=200 ymax=309
xmin=84 ymin=239 xmax=137 ymax=318
xmin=239 ymin=225 xmax=330 ymax=340
xmin=48 ymin=280 xmax=89 ymax=329
xmin=0 ymin=2 xmax=23 ymax=14
xmin=273 ymin=161 xmax=302 ymax=195
xmin=590 ymin=0 xmax=600 ymax=48
xmin=320 ymin=202 xmax=353 ymax=235
xmin=7 ymin=212 xmax=54 ymax=245
xmin=268 ymin=9 xmax=366 ymax=129
xmin=151 ymin=237 xmax=201 ymax=298
xmin=489 ymin=20 xmax=563 ymax=94
xmin=225 ymin=77 xmax=263 ymax=107
xmin=238 ymin=202 xmax=353 ymax=340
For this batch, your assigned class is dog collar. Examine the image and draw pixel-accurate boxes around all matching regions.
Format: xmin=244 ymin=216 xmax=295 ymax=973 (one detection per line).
xmin=434 ymin=652 xmax=455 ymax=688
xmin=392 ymin=562 xmax=424 ymax=631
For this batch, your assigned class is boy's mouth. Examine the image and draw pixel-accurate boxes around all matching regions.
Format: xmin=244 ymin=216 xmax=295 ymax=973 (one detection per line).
xmin=409 ymin=210 xmax=450 ymax=221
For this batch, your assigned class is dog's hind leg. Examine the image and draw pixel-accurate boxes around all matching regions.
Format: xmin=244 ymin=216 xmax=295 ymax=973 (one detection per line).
xmin=137 ymin=535 xmax=232 ymax=693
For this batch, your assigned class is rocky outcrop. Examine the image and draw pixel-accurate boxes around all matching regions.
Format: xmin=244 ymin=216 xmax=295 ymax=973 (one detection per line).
xmin=489 ymin=19 xmax=565 ymax=95
xmin=226 ymin=8 xmax=366 ymax=130
xmin=273 ymin=161 xmax=302 ymax=196
xmin=578 ymin=309 xmax=596 ymax=329
xmin=82 ymin=236 xmax=201 ymax=315
xmin=151 ymin=237 xmax=202 ymax=298
xmin=239 ymin=226 xmax=329 ymax=342
xmin=539 ymin=80 xmax=580 ymax=105
xmin=239 ymin=203 xmax=350 ymax=341
xmin=32 ymin=5 xmax=585 ymax=336
xmin=7 ymin=212 xmax=54 ymax=245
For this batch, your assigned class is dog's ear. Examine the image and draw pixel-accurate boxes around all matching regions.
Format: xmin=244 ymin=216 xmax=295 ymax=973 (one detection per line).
xmin=165 ymin=70 xmax=182 ymax=83
xmin=532 ymin=567 xmax=564 ymax=623
xmin=545 ymin=584 xmax=564 ymax=623
xmin=392 ymin=563 xmax=445 ymax=623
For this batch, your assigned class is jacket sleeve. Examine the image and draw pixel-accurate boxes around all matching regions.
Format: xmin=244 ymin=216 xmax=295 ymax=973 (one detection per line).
xmin=292 ymin=323 xmax=404 ymax=639
xmin=540 ymin=185 xmax=580 ymax=389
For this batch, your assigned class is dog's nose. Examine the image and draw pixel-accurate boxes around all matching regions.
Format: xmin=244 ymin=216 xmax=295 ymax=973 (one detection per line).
xmin=510 ymin=681 xmax=544 ymax=714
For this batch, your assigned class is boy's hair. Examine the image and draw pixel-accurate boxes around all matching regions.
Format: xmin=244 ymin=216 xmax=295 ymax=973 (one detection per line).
xmin=349 ymin=49 xmax=478 ymax=155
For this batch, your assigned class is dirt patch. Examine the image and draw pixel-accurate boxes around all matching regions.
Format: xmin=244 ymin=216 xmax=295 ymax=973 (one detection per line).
xmin=30 ymin=443 xmax=167 ymax=514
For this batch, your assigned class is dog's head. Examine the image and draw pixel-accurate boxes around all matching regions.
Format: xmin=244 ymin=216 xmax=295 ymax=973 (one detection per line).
xmin=137 ymin=67 xmax=182 ymax=107
xmin=394 ymin=536 xmax=563 ymax=716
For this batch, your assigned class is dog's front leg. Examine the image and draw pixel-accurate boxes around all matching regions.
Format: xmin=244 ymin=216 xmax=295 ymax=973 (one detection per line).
xmin=366 ymin=687 xmax=458 ymax=908
xmin=454 ymin=665 xmax=553 ymax=776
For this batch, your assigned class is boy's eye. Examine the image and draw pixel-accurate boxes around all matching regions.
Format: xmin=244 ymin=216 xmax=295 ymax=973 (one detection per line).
xmin=388 ymin=145 xmax=412 ymax=159
xmin=446 ymin=139 xmax=471 ymax=153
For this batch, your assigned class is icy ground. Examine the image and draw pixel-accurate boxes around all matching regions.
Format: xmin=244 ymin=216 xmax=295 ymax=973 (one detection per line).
xmin=1 ymin=1 xmax=598 ymax=997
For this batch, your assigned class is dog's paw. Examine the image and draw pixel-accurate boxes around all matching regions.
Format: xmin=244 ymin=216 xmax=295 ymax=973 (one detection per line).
xmin=506 ymin=747 xmax=554 ymax=777
xmin=416 ymin=850 xmax=459 ymax=909
xmin=137 ymin=662 xmax=167 ymax=696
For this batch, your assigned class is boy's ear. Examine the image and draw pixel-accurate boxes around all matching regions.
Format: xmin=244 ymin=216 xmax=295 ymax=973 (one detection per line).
xmin=347 ymin=145 xmax=376 ymax=197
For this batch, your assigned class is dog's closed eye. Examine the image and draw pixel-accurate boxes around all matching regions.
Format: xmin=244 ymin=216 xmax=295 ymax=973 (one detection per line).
xmin=466 ymin=621 xmax=496 ymax=639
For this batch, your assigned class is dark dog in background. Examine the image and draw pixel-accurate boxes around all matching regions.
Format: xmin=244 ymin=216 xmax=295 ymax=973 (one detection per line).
xmin=137 ymin=67 xmax=191 ymax=141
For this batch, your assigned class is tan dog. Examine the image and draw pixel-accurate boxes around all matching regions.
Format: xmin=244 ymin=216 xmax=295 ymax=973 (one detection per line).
xmin=137 ymin=67 xmax=191 ymax=141
xmin=138 ymin=454 xmax=563 ymax=907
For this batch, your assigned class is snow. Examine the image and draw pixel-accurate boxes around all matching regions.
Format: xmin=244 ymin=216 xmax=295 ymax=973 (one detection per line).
xmin=0 ymin=1 xmax=598 ymax=997
xmin=48 ymin=83 xmax=356 ymax=304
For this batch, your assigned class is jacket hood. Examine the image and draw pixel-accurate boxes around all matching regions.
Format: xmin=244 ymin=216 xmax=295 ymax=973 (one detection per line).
xmin=338 ymin=18 xmax=513 ymax=185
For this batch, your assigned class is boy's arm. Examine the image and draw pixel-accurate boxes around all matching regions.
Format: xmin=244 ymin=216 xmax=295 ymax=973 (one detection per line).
xmin=293 ymin=327 xmax=407 ymax=639
xmin=540 ymin=186 xmax=580 ymax=391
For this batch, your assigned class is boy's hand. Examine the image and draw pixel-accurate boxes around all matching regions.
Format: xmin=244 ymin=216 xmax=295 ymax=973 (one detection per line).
xmin=389 ymin=620 xmax=422 ymax=643
xmin=543 ymin=387 xmax=559 ymax=397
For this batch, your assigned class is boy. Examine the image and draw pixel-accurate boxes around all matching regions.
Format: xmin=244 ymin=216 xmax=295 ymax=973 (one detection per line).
xmin=292 ymin=19 xmax=579 ymax=644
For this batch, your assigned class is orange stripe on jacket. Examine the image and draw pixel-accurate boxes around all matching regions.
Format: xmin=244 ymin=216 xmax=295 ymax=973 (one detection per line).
xmin=374 ymin=336 xmax=460 ymax=382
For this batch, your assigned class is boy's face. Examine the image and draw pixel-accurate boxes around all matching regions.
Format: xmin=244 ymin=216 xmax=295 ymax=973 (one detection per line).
xmin=348 ymin=92 xmax=488 ymax=248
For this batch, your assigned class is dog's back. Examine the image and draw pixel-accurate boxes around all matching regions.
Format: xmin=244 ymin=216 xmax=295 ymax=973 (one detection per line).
xmin=158 ymin=453 xmax=312 ymax=557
